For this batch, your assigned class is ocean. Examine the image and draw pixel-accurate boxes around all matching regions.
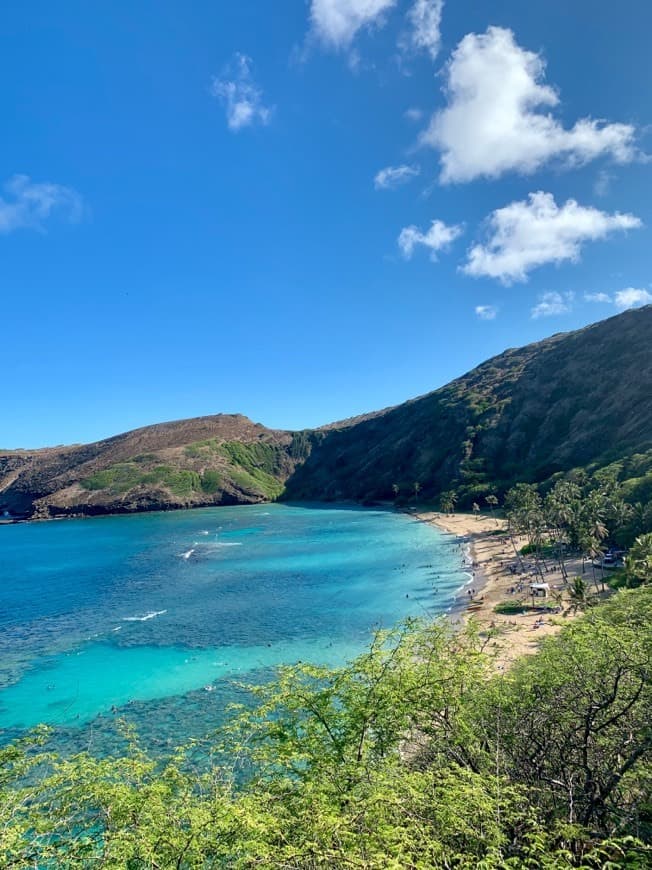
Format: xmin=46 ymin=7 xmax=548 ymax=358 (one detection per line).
xmin=0 ymin=503 xmax=467 ymax=754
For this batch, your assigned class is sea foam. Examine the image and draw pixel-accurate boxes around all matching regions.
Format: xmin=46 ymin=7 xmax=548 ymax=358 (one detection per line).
xmin=122 ymin=610 xmax=167 ymax=622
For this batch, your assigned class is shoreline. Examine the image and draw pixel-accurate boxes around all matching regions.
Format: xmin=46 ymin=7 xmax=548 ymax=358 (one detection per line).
xmin=0 ymin=499 xmax=398 ymax=526
xmin=415 ymin=510 xmax=578 ymax=669
xmin=2 ymin=500 xmax=575 ymax=669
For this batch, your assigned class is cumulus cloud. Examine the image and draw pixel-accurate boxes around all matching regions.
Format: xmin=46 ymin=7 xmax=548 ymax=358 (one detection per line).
xmin=404 ymin=0 xmax=443 ymax=60
xmin=0 ymin=174 xmax=82 ymax=234
xmin=584 ymin=292 xmax=612 ymax=303
xmin=584 ymin=289 xmax=651 ymax=308
xmin=475 ymin=304 xmax=497 ymax=320
xmin=211 ymin=54 xmax=272 ymax=131
xmin=531 ymin=291 xmax=574 ymax=319
xmin=310 ymin=0 xmax=396 ymax=49
xmin=420 ymin=26 xmax=637 ymax=183
xmin=398 ymin=218 xmax=464 ymax=260
xmin=374 ymin=164 xmax=420 ymax=189
xmin=614 ymin=287 xmax=652 ymax=308
xmin=462 ymin=191 xmax=641 ymax=284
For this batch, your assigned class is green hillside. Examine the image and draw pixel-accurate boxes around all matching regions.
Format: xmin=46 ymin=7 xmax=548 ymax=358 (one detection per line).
xmin=1 ymin=306 xmax=650 ymax=521
xmin=283 ymin=305 xmax=652 ymax=506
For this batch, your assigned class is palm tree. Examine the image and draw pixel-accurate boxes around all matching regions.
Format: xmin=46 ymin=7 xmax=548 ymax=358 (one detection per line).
xmin=439 ymin=490 xmax=456 ymax=515
xmin=551 ymin=589 xmax=564 ymax=612
xmin=624 ymin=533 xmax=652 ymax=587
xmin=590 ymin=516 xmax=609 ymax=590
xmin=631 ymin=502 xmax=649 ymax=538
xmin=485 ymin=493 xmax=499 ymax=528
xmin=504 ymin=484 xmax=542 ymax=573
xmin=607 ymin=497 xmax=633 ymax=539
xmin=579 ymin=530 xmax=606 ymax=593
xmin=485 ymin=493 xmax=498 ymax=512
xmin=544 ymin=480 xmax=581 ymax=582
xmin=574 ymin=488 xmax=610 ymax=591
xmin=568 ymin=576 xmax=589 ymax=614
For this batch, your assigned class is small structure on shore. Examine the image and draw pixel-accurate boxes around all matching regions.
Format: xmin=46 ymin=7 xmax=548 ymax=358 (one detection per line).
xmin=529 ymin=582 xmax=550 ymax=598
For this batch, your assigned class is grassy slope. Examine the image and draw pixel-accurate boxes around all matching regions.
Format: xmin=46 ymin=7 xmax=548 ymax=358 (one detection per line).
xmin=0 ymin=416 xmax=300 ymax=517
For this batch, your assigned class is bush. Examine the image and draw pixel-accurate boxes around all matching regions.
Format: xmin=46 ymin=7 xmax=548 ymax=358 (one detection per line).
xmin=200 ymin=469 xmax=223 ymax=494
xmin=494 ymin=600 xmax=529 ymax=614
xmin=2 ymin=590 xmax=651 ymax=866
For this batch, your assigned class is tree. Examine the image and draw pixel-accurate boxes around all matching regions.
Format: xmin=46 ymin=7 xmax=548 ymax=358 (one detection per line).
xmin=505 ymin=484 xmax=543 ymax=541
xmin=439 ymin=490 xmax=457 ymax=515
xmin=477 ymin=589 xmax=652 ymax=835
xmin=485 ymin=493 xmax=499 ymax=513
xmin=504 ymin=483 xmax=543 ymax=574
xmin=568 ymin=575 xmax=590 ymax=614
xmin=625 ymin=533 xmax=652 ymax=587
xmin=544 ymin=480 xmax=581 ymax=582
xmin=2 ymin=600 xmax=652 ymax=867
xmin=577 ymin=490 xmax=610 ymax=591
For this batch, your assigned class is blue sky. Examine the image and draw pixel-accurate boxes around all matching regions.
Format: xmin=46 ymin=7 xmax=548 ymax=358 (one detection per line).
xmin=2 ymin=0 xmax=651 ymax=448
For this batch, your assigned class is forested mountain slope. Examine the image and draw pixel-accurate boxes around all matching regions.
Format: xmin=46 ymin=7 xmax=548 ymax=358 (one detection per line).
xmin=1 ymin=306 xmax=650 ymax=519
xmin=284 ymin=305 xmax=652 ymax=504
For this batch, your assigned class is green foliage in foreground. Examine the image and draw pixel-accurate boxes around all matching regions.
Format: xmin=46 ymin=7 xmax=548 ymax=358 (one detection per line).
xmin=2 ymin=590 xmax=651 ymax=868
xmin=625 ymin=534 xmax=652 ymax=587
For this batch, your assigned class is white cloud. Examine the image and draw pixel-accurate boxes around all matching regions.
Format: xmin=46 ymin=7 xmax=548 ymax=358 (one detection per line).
xmin=475 ymin=304 xmax=497 ymax=320
xmin=211 ymin=54 xmax=272 ymax=131
xmin=420 ymin=26 xmax=637 ymax=183
xmin=374 ymin=164 xmax=420 ymax=189
xmin=614 ymin=287 xmax=652 ymax=309
xmin=405 ymin=0 xmax=443 ymax=60
xmin=405 ymin=107 xmax=424 ymax=122
xmin=584 ymin=288 xmax=651 ymax=308
xmin=310 ymin=0 xmax=396 ymax=49
xmin=462 ymin=191 xmax=641 ymax=284
xmin=398 ymin=218 xmax=464 ymax=260
xmin=594 ymin=169 xmax=614 ymax=198
xmin=531 ymin=291 xmax=574 ymax=319
xmin=584 ymin=292 xmax=612 ymax=303
xmin=0 ymin=174 xmax=82 ymax=234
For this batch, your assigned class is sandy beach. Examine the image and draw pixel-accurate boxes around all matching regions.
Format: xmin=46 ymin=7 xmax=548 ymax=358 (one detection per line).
xmin=415 ymin=510 xmax=582 ymax=668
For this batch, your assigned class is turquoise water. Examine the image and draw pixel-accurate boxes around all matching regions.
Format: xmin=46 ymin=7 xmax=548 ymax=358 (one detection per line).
xmin=0 ymin=504 xmax=466 ymax=751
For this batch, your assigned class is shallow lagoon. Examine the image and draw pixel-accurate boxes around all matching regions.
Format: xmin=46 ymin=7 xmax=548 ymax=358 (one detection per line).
xmin=0 ymin=504 xmax=467 ymax=750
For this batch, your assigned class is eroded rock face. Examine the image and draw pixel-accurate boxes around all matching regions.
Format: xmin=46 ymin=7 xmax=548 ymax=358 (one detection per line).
xmin=2 ymin=306 xmax=651 ymax=519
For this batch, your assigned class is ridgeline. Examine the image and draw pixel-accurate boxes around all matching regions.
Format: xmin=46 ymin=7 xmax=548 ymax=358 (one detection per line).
xmin=2 ymin=305 xmax=651 ymax=520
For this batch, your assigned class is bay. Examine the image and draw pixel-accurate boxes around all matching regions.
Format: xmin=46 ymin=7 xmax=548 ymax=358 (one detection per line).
xmin=0 ymin=504 xmax=467 ymax=751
